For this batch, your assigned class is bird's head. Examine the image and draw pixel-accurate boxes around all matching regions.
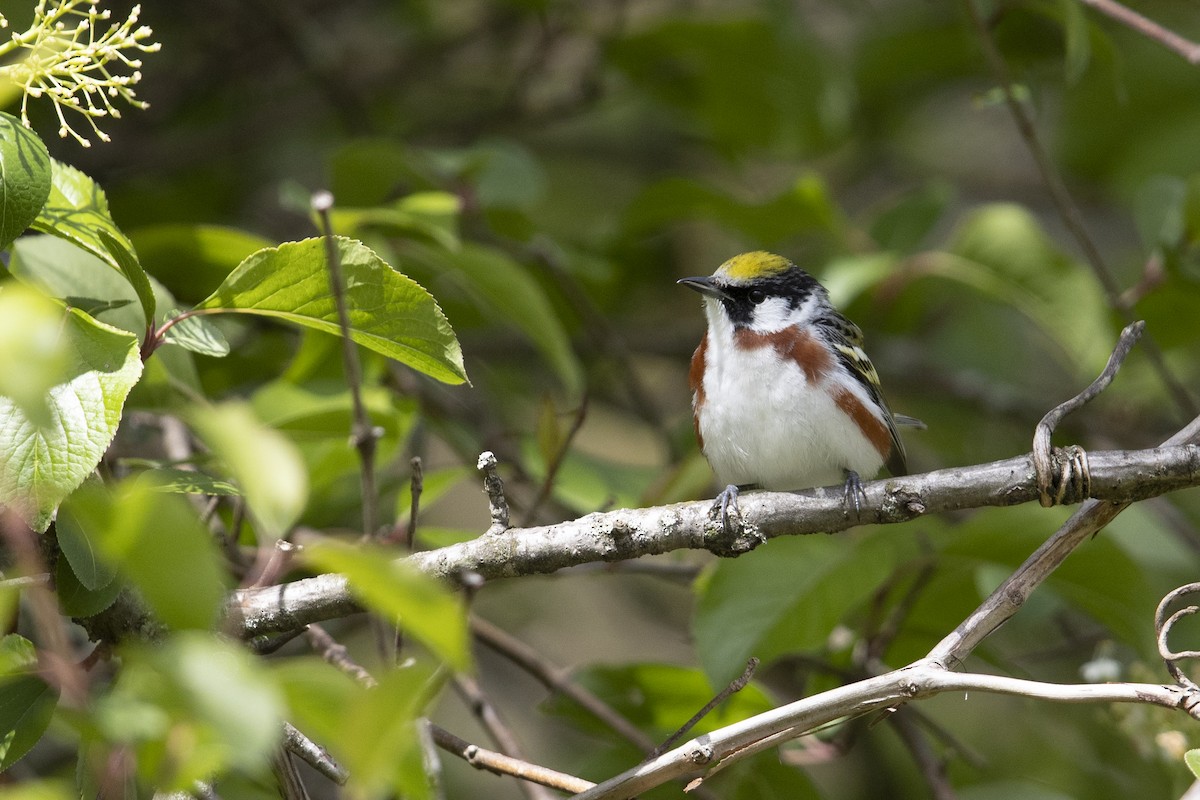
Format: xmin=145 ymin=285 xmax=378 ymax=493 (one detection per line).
xmin=677 ymin=251 xmax=826 ymax=333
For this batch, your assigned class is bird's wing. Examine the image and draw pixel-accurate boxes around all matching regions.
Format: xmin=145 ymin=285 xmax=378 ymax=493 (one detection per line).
xmin=814 ymin=311 xmax=909 ymax=476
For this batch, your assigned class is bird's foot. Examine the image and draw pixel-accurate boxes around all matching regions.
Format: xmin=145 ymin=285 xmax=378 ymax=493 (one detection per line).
xmin=842 ymin=469 xmax=868 ymax=517
xmin=715 ymin=483 xmax=741 ymax=535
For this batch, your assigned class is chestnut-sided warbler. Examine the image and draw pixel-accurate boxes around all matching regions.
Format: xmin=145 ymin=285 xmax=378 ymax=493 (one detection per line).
xmin=679 ymin=252 xmax=915 ymax=526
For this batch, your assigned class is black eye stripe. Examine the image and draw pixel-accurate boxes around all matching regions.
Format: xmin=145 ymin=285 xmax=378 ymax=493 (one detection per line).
xmin=717 ymin=266 xmax=823 ymax=327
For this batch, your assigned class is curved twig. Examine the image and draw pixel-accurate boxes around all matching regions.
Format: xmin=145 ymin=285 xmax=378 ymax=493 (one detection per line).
xmin=1155 ymin=583 xmax=1200 ymax=692
xmin=1033 ymin=321 xmax=1144 ymax=506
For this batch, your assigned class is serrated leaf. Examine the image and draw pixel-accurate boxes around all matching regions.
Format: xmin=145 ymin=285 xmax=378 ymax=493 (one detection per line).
xmin=55 ymin=501 xmax=117 ymax=590
xmin=188 ymin=402 xmax=307 ymax=539
xmin=195 ymin=236 xmax=467 ymax=385
xmin=0 ymin=674 xmax=58 ymax=770
xmin=30 ymin=160 xmax=153 ymax=327
xmin=304 ymin=541 xmax=471 ymax=672
xmin=0 ymin=283 xmax=75 ymax=426
xmin=0 ymin=111 xmax=51 ymax=251
xmin=9 ymin=235 xmax=203 ymax=400
xmin=66 ymin=481 xmax=227 ymax=630
xmin=0 ymin=306 xmax=143 ymax=531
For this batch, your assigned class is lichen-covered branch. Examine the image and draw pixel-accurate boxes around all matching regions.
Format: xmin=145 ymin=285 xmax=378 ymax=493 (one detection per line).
xmin=229 ymin=444 xmax=1200 ymax=638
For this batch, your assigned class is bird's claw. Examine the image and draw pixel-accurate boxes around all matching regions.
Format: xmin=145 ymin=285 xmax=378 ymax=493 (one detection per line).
xmin=716 ymin=484 xmax=741 ymax=534
xmin=842 ymin=470 xmax=868 ymax=517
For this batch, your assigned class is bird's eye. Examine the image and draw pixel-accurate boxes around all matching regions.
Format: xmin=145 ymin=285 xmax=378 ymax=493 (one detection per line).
xmin=748 ymin=289 xmax=766 ymax=305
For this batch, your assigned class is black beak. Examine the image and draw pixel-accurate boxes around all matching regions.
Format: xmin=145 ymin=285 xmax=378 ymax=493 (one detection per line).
xmin=677 ymin=276 xmax=729 ymax=300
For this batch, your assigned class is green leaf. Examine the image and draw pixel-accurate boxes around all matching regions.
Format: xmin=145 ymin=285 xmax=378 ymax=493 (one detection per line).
xmin=55 ymin=554 xmax=123 ymax=618
xmin=0 ymin=674 xmax=58 ymax=770
xmin=1186 ymin=749 xmax=1200 ymax=780
xmin=338 ymin=666 xmax=436 ymax=800
xmin=8 ymin=235 xmax=203 ymax=399
xmin=96 ymin=633 xmax=285 ymax=791
xmin=304 ymin=541 xmax=471 ymax=672
xmin=188 ymin=402 xmax=308 ymax=539
xmin=0 ymin=305 xmax=143 ymax=532
xmin=161 ymin=309 xmax=230 ymax=357
xmin=0 ymin=111 xmax=51 ymax=251
xmin=133 ymin=467 xmax=240 ymax=496
xmin=30 ymin=160 xmax=154 ymax=327
xmin=127 ymin=223 xmax=273 ymax=304
xmin=543 ymin=662 xmax=773 ymax=740
xmin=624 ymin=174 xmax=840 ymax=244
xmin=98 ymin=229 xmax=156 ymax=328
xmin=328 ymin=191 xmax=461 ymax=251
xmin=55 ymin=500 xmax=118 ymax=590
xmin=65 ymin=481 xmax=228 ymax=630
xmin=195 ymin=236 xmax=467 ymax=385
xmin=394 ymin=466 xmax=471 ymax=520
xmin=1061 ymin=0 xmax=1091 ymax=84
xmin=0 ymin=635 xmax=37 ymax=678
xmin=694 ymin=533 xmax=898 ymax=687
xmin=412 ymin=243 xmax=581 ymax=396
xmin=0 ymin=283 xmax=75 ymax=426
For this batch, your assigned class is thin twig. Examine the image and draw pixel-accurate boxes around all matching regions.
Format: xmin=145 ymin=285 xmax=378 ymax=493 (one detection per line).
xmin=477 ymin=451 xmax=511 ymax=534
xmin=430 ymin=723 xmax=595 ymax=794
xmin=889 ymin=707 xmax=957 ymax=800
xmin=1032 ymin=321 xmax=1144 ymax=505
xmin=929 ymin=413 xmax=1200 ymax=670
xmin=305 ymin=623 xmax=378 ymax=688
xmin=453 ymin=674 xmax=558 ymax=800
xmin=570 ymin=666 xmax=1200 ymax=799
xmin=963 ymin=0 xmax=1197 ymax=418
xmin=283 ymin=722 xmax=348 ymax=786
xmin=1077 ymin=0 xmax=1200 ymax=65
xmin=522 ymin=396 xmax=589 ymax=526
xmin=650 ymin=657 xmax=759 ymax=758
xmin=1155 ymin=583 xmax=1200 ymax=692
xmin=2 ymin=511 xmax=88 ymax=706
xmin=405 ymin=456 xmax=424 ymax=549
xmin=312 ymin=190 xmax=382 ymax=540
xmin=471 ymin=616 xmax=658 ymax=752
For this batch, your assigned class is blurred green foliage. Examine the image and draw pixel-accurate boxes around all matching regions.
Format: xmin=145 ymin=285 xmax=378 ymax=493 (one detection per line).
xmin=2 ymin=0 xmax=1200 ymax=798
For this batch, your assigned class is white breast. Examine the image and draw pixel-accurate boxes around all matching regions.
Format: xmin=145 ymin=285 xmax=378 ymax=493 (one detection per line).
xmin=696 ymin=301 xmax=886 ymax=491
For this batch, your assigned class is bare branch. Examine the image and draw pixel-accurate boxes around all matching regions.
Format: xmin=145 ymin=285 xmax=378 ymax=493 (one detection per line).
xmin=471 ymin=616 xmax=658 ymax=752
xmin=430 ymin=724 xmax=595 ymax=794
xmin=230 ymin=445 xmax=1200 ymax=638
xmin=569 ymin=664 xmax=1200 ymax=799
xmin=283 ymin=722 xmax=348 ymax=786
xmin=1078 ymin=0 xmax=1200 ymax=65
xmin=651 ymin=658 xmax=758 ymax=758
xmin=929 ymin=415 xmax=1200 ymax=669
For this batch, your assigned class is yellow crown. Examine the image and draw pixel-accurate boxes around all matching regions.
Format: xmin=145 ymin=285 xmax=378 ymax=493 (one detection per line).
xmin=716 ymin=251 xmax=793 ymax=282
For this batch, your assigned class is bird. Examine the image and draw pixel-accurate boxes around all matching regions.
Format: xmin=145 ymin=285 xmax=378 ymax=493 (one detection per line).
xmin=678 ymin=251 xmax=915 ymax=529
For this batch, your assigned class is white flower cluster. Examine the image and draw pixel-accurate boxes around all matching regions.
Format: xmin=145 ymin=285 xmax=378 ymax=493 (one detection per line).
xmin=1 ymin=0 xmax=161 ymax=146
